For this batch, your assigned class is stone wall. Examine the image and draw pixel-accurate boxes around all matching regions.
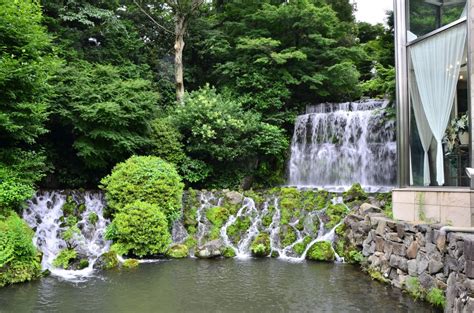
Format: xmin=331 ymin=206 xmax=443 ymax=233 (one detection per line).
xmin=343 ymin=206 xmax=474 ymax=312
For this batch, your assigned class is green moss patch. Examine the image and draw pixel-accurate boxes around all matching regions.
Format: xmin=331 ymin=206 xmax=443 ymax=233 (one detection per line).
xmin=167 ymin=244 xmax=189 ymax=259
xmin=306 ymin=241 xmax=335 ymax=262
xmin=250 ymin=233 xmax=271 ymax=257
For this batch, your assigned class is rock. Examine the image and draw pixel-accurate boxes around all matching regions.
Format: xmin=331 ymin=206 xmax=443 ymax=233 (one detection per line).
xmin=396 ymin=224 xmax=405 ymax=239
xmin=463 ymin=297 xmax=474 ymax=313
xmin=419 ymin=272 xmax=435 ymax=289
xmin=389 ymin=254 xmax=408 ymax=272
xmin=428 ymin=256 xmax=444 ymax=274
xmin=167 ymin=244 xmax=189 ymax=259
xmin=407 ymin=259 xmax=417 ymax=276
xmin=359 ymin=203 xmax=382 ymax=215
xmin=306 ymin=241 xmax=335 ymax=262
xmin=415 ymin=232 xmax=426 ymax=247
xmin=94 ymin=251 xmax=119 ymax=270
xmin=391 ymin=242 xmax=407 ymax=257
xmin=386 ymin=232 xmax=403 ymax=243
xmin=362 ymin=241 xmax=375 ymax=256
xmin=416 ymin=253 xmax=429 ymax=275
xmin=195 ymin=240 xmax=224 ymax=259
xmin=224 ymin=191 xmax=244 ymax=205
xmin=407 ymin=241 xmax=419 ymax=259
xmin=375 ymin=236 xmax=385 ymax=252
xmin=375 ymin=220 xmax=386 ymax=236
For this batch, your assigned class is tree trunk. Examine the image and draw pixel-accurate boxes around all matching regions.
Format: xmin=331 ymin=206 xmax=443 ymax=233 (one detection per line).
xmin=174 ymin=16 xmax=186 ymax=104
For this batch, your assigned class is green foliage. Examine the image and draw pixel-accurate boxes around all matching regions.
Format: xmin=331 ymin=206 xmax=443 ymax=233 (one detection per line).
xmin=325 ymin=204 xmax=348 ymax=229
xmin=122 ymin=259 xmax=139 ymax=269
xmin=88 ymin=212 xmax=98 ymax=225
xmin=405 ymin=276 xmax=424 ymax=300
xmin=98 ymin=251 xmax=119 ymax=270
xmin=222 ymin=246 xmax=236 ymax=258
xmin=49 ymin=61 xmax=159 ymax=174
xmin=347 ymin=250 xmax=364 ymax=264
xmin=250 ymin=233 xmax=271 ymax=257
xmin=306 ymin=241 xmax=335 ymax=262
xmin=53 ymin=248 xmax=77 ymax=269
xmin=101 ymin=156 xmax=184 ymax=223
xmin=368 ymin=267 xmax=389 ymax=283
xmin=206 ymin=206 xmax=230 ymax=240
xmin=105 ymin=201 xmax=172 ymax=258
xmin=173 ymin=85 xmax=288 ymax=188
xmin=426 ymin=287 xmax=446 ymax=309
xmin=343 ymin=183 xmax=368 ymax=203
xmin=166 ymin=244 xmax=189 ymax=259
xmin=294 ymin=236 xmax=312 ymax=255
xmin=78 ymin=259 xmax=89 ymax=270
xmin=0 ymin=177 xmax=34 ymax=214
xmin=0 ymin=212 xmax=41 ymax=286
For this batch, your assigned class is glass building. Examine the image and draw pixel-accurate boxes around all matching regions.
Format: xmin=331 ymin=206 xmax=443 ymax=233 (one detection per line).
xmin=393 ymin=0 xmax=474 ymax=226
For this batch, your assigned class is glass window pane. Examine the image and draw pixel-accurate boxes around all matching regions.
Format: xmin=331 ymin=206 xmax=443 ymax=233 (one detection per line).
xmin=408 ymin=0 xmax=467 ymax=41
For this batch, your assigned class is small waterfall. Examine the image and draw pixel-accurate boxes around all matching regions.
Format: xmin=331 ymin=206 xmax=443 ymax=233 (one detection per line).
xmin=288 ymin=99 xmax=396 ymax=191
xmin=23 ymin=191 xmax=110 ymax=280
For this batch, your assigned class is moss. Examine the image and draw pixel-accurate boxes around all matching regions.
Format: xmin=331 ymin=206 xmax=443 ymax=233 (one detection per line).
xmin=347 ymin=250 xmax=364 ymax=264
xmin=184 ymin=236 xmax=197 ymax=249
xmin=293 ymin=236 xmax=312 ymax=255
xmin=325 ymin=204 xmax=348 ymax=229
xmin=242 ymin=190 xmax=264 ymax=207
xmin=279 ymin=226 xmax=297 ymax=247
xmin=53 ymin=248 xmax=77 ymax=269
xmin=301 ymin=190 xmax=330 ymax=211
xmin=222 ymin=246 xmax=236 ymax=258
xmin=226 ymin=216 xmax=251 ymax=243
xmin=167 ymin=244 xmax=189 ymax=258
xmin=250 ymin=233 xmax=271 ymax=257
xmin=343 ymin=183 xmax=368 ymax=203
xmin=88 ymin=212 xmax=98 ymax=225
xmin=123 ymin=259 xmax=139 ymax=269
xmin=78 ymin=259 xmax=89 ymax=270
xmin=426 ymin=288 xmax=446 ymax=309
xmin=368 ymin=267 xmax=389 ymax=283
xmin=306 ymin=241 xmax=335 ymax=261
xmin=335 ymin=223 xmax=346 ymax=236
xmin=206 ymin=207 xmax=229 ymax=226
xmin=78 ymin=203 xmax=86 ymax=214
xmin=62 ymin=196 xmax=76 ymax=217
xmin=99 ymin=251 xmax=119 ymax=270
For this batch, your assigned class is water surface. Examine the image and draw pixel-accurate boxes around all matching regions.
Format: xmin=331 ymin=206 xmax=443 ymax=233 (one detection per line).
xmin=0 ymin=259 xmax=437 ymax=313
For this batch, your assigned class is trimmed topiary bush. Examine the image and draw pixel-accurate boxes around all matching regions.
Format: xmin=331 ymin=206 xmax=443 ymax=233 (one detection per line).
xmin=0 ymin=212 xmax=41 ymax=287
xmin=167 ymin=244 xmax=189 ymax=259
xmin=306 ymin=241 xmax=335 ymax=261
xmin=101 ymin=156 xmax=184 ymax=222
xmin=105 ymin=201 xmax=172 ymax=258
xmin=250 ymin=233 xmax=271 ymax=257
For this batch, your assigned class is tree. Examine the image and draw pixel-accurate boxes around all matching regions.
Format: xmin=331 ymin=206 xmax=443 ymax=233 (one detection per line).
xmin=133 ymin=0 xmax=204 ymax=102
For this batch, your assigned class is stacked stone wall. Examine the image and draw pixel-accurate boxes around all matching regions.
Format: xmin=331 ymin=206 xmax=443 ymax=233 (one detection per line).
xmin=343 ymin=208 xmax=474 ymax=312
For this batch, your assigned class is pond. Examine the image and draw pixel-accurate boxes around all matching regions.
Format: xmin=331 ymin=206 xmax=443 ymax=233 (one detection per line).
xmin=0 ymin=259 xmax=437 ymax=313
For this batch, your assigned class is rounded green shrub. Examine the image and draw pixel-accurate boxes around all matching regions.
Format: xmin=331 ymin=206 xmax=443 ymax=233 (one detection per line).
xmin=101 ymin=156 xmax=184 ymax=222
xmin=167 ymin=244 xmax=189 ymax=259
xmin=105 ymin=201 xmax=172 ymax=258
xmin=53 ymin=248 xmax=77 ymax=269
xmin=250 ymin=233 xmax=271 ymax=257
xmin=306 ymin=241 xmax=335 ymax=262
xmin=222 ymin=246 xmax=236 ymax=258
xmin=0 ymin=212 xmax=41 ymax=287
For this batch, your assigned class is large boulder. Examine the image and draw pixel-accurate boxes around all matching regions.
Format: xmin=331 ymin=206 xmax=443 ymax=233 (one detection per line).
xmin=195 ymin=240 xmax=224 ymax=259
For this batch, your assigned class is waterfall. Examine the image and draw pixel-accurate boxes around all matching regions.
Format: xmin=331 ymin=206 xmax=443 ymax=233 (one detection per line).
xmin=23 ymin=191 xmax=110 ymax=280
xmin=288 ymin=99 xmax=396 ymax=191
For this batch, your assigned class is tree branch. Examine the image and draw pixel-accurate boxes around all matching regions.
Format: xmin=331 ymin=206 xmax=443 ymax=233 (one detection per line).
xmin=132 ymin=0 xmax=174 ymax=35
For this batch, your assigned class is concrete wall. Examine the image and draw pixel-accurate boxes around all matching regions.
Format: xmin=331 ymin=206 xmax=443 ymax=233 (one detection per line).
xmin=393 ymin=188 xmax=474 ymax=227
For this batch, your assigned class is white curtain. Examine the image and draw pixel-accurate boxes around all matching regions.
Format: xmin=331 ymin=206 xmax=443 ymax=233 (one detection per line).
xmin=410 ymin=71 xmax=433 ymax=186
xmin=410 ymin=23 xmax=467 ymax=185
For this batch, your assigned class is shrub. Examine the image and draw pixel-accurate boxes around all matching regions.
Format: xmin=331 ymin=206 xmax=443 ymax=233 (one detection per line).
xmin=306 ymin=241 xmax=335 ymax=261
xmin=53 ymin=249 xmax=77 ymax=269
xmin=250 ymin=233 xmax=271 ymax=257
xmin=0 ymin=178 xmax=34 ymax=214
xmin=0 ymin=212 xmax=41 ymax=287
xmin=426 ymin=287 xmax=446 ymax=308
xmin=105 ymin=201 xmax=172 ymax=258
xmin=101 ymin=156 xmax=184 ymax=222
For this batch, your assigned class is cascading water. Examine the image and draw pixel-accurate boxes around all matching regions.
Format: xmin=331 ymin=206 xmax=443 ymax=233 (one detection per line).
xmin=23 ymin=191 xmax=110 ymax=280
xmin=288 ymin=99 xmax=396 ymax=191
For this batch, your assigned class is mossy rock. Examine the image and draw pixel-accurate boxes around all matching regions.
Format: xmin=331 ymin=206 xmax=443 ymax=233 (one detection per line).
xmin=222 ymin=246 xmax=236 ymax=258
xmin=123 ymin=259 xmax=139 ymax=269
xmin=306 ymin=241 xmax=335 ymax=262
xmin=325 ymin=204 xmax=348 ymax=229
xmin=53 ymin=248 xmax=77 ymax=269
xmin=279 ymin=225 xmax=297 ymax=247
xmin=88 ymin=212 xmax=98 ymax=225
xmin=94 ymin=251 xmax=119 ymax=270
xmin=343 ymin=183 xmax=368 ymax=203
xmin=226 ymin=216 xmax=251 ymax=243
xmin=250 ymin=233 xmax=271 ymax=257
xmin=167 ymin=244 xmax=189 ymax=258
xmin=293 ymin=236 xmax=312 ymax=255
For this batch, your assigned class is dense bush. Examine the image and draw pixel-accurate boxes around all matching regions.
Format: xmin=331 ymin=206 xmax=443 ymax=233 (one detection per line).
xmin=173 ymin=86 xmax=288 ymax=188
xmin=0 ymin=212 xmax=41 ymax=287
xmin=105 ymin=201 xmax=172 ymax=257
xmin=101 ymin=156 xmax=184 ymax=222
